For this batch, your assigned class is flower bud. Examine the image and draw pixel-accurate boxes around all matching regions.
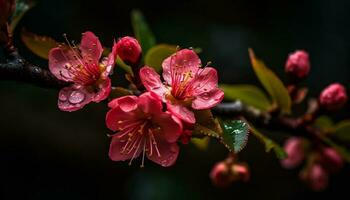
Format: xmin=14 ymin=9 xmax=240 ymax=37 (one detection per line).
xmin=281 ymin=137 xmax=305 ymax=169
xmin=319 ymin=147 xmax=343 ymax=173
xmin=285 ymin=50 xmax=310 ymax=79
xmin=231 ymin=163 xmax=250 ymax=182
xmin=0 ymin=0 xmax=16 ymax=25
xmin=300 ymin=163 xmax=329 ymax=191
xmin=115 ymin=36 xmax=142 ymax=66
xmin=210 ymin=162 xmax=232 ymax=187
xmin=319 ymin=83 xmax=348 ymax=111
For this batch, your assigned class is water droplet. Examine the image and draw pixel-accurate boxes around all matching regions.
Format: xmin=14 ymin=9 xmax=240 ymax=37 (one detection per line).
xmin=161 ymin=160 xmax=168 ymax=166
xmin=201 ymin=92 xmax=210 ymax=100
xmin=68 ymin=91 xmax=85 ymax=104
xmin=59 ymin=93 xmax=67 ymax=101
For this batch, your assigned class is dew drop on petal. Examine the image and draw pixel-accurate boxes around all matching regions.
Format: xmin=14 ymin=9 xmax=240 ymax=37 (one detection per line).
xmin=59 ymin=93 xmax=68 ymax=101
xmin=68 ymin=90 xmax=85 ymax=104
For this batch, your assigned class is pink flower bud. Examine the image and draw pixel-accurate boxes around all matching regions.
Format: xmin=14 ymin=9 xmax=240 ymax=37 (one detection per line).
xmin=319 ymin=83 xmax=348 ymax=111
xmin=285 ymin=50 xmax=310 ymax=79
xmin=231 ymin=163 xmax=250 ymax=182
xmin=281 ymin=137 xmax=305 ymax=169
xmin=320 ymin=148 xmax=343 ymax=173
xmin=115 ymin=36 xmax=142 ymax=65
xmin=210 ymin=162 xmax=232 ymax=187
xmin=300 ymin=164 xmax=329 ymax=191
xmin=0 ymin=0 xmax=16 ymax=25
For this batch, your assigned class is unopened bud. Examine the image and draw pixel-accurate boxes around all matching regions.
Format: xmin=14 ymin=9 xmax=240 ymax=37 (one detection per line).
xmin=319 ymin=83 xmax=348 ymax=111
xmin=115 ymin=36 xmax=142 ymax=66
xmin=285 ymin=50 xmax=310 ymax=79
xmin=210 ymin=162 xmax=232 ymax=187
xmin=231 ymin=163 xmax=250 ymax=182
xmin=319 ymin=147 xmax=343 ymax=173
xmin=281 ymin=137 xmax=305 ymax=169
xmin=300 ymin=163 xmax=329 ymax=191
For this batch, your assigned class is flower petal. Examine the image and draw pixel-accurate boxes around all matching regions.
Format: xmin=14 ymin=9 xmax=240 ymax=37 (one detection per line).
xmin=162 ymin=49 xmax=201 ymax=85
xmin=166 ymin=100 xmax=195 ymax=124
xmin=153 ymin=112 xmax=182 ymax=143
xmin=192 ymin=88 xmax=224 ymax=110
xmin=191 ymin=67 xmax=219 ymax=95
xmin=80 ymin=31 xmax=103 ymax=63
xmin=49 ymin=47 xmax=80 ymax=82
xmin=101 ymin=40 xmax=118 ymax=78
xmin=139 ymin=66 xmax=167 ymax=101
xmin=92 ymin=78 xmax=112 ymax=103
xmin=57 ymin=85 xmax=95 ymax=112
xmin=138 ymin=92 xmax=163 ymax=115
xmin=109 ymin=134 xmax=141 ymax=162
xmin=105 ymin=107 xmax=139 ymax=131
xmin=108 ymin=95 xmax=139 ymax=112
xmin=147 ymin=138 xmax=179 ymax=167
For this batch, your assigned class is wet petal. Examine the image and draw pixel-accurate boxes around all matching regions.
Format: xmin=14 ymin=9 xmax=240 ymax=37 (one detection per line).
xmin=162 ymin=49 xmax=201 ymax=85
xmin=57 ymin=85 xmax=95 ymax=112
xmin=92 ymin=78 xmax=112 ymax=103
xmin=108 ymin=95 xmax=138 ymax=112
xmin=191 ymin=67 xmax=219 ymax=95
xmin=105 ymin=107 xmax=139 ymax=131
xmin=147 ymin=137 xmax=179 ymax=167
xmin=80 ymin=31 xmax=103 ymax=63
xmin=139 ymin=66 xmax=167 ymax=101
xmin=166 ymin=100 xmax=195 ymax=124
xmin=153 ymin=112 xmax=182 ymax=143
xmin=138 ymin=92 xmax=163 ymax=115
xmin=192 ymin=88 xmax=224 ymax=110
xmin=101 ymin=40 xmax=118 ymax=78
xmin=49 ymin=47 xmax=80 ymax=82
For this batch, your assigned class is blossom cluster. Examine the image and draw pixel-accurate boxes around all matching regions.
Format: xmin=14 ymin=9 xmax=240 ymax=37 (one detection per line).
xmin=48 ymin=32 xmax=224 ymax=167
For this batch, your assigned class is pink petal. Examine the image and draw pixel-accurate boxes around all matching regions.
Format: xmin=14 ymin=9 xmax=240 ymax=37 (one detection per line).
xmin=105 ymin=107 xmax=139 ymax=131
xmin=138 ymin=92 xmax=163 ymax=115
xmin=101 ymin=40 xmax=118 ymax=78
xmin=166 ymin=101 xmax=195 ymax=124
xmin=49 ymin=47 xmax=81 ymax=82
xmin=162 ymin=49 xmax=201 ymax=85
xmin=191 ymin=67 xmax=219 ymax=95
xmin=57 ymin=85 xmax=95 ymax=112
xmin=108 ymin=95 xmax=138 ymax=112
xmin=153 ymin=112 xmax=182 ymax=143
xmin=139 ymin=66 xmax=167 ymax=101
xmin=109 ymin=134 xmax=141 ymax=162
xmin=80 ymin=31 xmax=103 ymax=63
xmin=92 ymin=78 xmax=112 ymax=103
xmin=192 ymin=88 xmax=224 ymax=110
xmin=147 ymin=137 xmax=179 ymax=167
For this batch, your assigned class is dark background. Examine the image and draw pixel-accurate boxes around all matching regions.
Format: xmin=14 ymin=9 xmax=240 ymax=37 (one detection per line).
xmin=1 ymin=0 xmax=350 ymax=199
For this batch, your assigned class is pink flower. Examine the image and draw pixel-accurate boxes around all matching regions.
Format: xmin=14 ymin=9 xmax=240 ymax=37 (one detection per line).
xmin=285 ymin=50 xmax=310 ymax=79
xmin=319 ymin=147 xmax=344 ymax=173
xmin=140 ymin=49 xmax=224 ymax=124
xmin=300 ymin=163 xmax=329 ymax=191
xmin=281 ymin=137 xmax=305 ymax=169
xmin=49 ymin=31 xmax=117 ymax=111
xmin=115 ymin=36 xmax=142 ymax=65
xmin=106 ymin=92 xmax=182 ymax=167
xmin=231 ymin=163 xmax=250 ymax=182
xmin=210 ymin=162 xmax=232 ymax=187
xmin=319 ymin=83 xmax=348 ymax=111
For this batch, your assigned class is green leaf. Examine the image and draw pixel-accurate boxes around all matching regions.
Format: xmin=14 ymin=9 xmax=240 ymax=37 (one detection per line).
xmin=116 ymin=56 xmax=134 ymax=75
xmin=11 ymin=0 xmax=35 ymax=31
xmin=192 ymin=109 xmax=222 ymax=139
xmin=314 ymin=115 xmax=335 ymax=133
xmin=221 ymin=120 xmax=249 ymax=153
xmin=320 ymin=136 xmax=350 ymax=163
xmin=145 ymin=44 xmax=177 ymax=72
xmin=220 ymin=84 xmax=272 ymax=111
xmin=249 ymin=124 xmax=287 ymax=159
xmin=21 ymin=30 xmax=58 ymax=59
xmin=334 ymin=120 xmax=350 ymax=143
xmin=248 ymin=49 xmax=292 ymax=114
xmin=191 ymin=137 xmax=210 ymax=151
xmin=131 ymin=10 xmax=156 ymax=55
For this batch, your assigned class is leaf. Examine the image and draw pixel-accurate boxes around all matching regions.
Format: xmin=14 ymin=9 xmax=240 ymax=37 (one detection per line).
xmin=220 ymin=84 xmax=272 ymax=111
xmin=109 ymin=87 xmax=132 ymax=100
xmin=131 ymin=10 xmax=156 ymax=55
xmin=145 ymin=44 xmax=177 ymax=72
xmin=21 ymin=30 xmax=58 ymax=59
xmin=191 ymin=137 xmax=210 ymax=151
xmin=248 ymin=49 xmax=292 ymax=114
xmin=333 ymin=120 xmax=350 ymax=143
xmin=314 ymin=115 xmax=335 ymax=133
xmin=221 ymin=120 xmax=249 ymax=153
xmin=116 ymin=56 xmax=134 ymax=75
xmin=11 ymin=0 xmax=35 ymax=31
xmin=249 ymin=124 xmax=287 ymax=159
xmin=192 ymin=109 xmax=222 ymax=139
